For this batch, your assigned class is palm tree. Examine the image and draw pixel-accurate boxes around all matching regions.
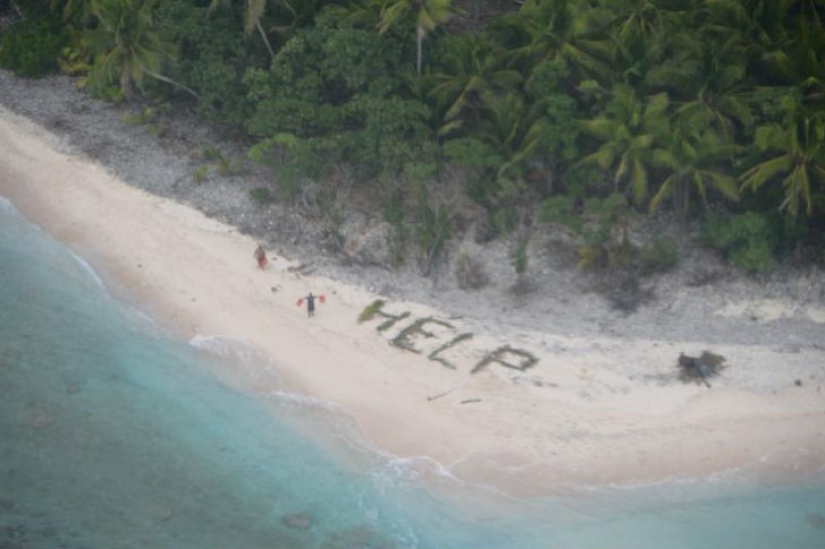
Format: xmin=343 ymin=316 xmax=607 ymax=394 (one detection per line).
xmin=269 ymin=0 xmax=328 ymax=37
xmin=84 ymin=0 xmax=197 ymax=99
xmin=321 ymin=0 xmax=382 ymax=28
xmin=603 ymin=22 xmax=668 ymax=92
xmin=650 ymin=126 xmax=740 ymax=218
xmin=599 ymin=0 xmax=693 ymax=88
xmin=208 ymin=0 xmax=275 ymax=61
xmin=578 ymin=83 xmax=670 ymax=208
xmin=606 ymin=0 xmax=683 ymax=43
xmin=489 ymin=0 xmax=610 ymax=83
xmin=428 ymin=34 xmax=522 ymax=138
xmin=740 ymin=103 xmax=825 ymax=216
xmin=760 ymin=9 xmax=825 ymax=109
xmin=51 ymin=0 xmax=95 ymax=25
xmin=476 ymin=92 xmax=544 ymax=190
xmin=658 ymin=30 xmax=753 ymax=141
xmin=377 ymin=0 xmax=452 ymax=75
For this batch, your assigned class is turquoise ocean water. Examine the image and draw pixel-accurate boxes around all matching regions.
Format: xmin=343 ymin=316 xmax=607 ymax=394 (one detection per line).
xmin=1 ymin=195 xmax=824 ymax=549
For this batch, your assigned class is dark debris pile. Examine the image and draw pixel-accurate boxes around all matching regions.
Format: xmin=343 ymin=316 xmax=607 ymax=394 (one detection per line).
xmin=678 ymin=351 xmax=726 ymax=387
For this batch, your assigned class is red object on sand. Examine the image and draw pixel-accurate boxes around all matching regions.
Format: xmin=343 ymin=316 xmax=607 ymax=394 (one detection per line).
xmin=296 ymin=298 xmax=303 ymax=307
xmin=319 ymin=295 xmax=326 ymax=304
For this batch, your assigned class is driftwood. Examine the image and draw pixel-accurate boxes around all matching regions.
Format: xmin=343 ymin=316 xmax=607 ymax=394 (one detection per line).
xmin=677 ymin=351 xmax=726 ymax=387
xmin=426 ymin=388 xmax=457 ymax=401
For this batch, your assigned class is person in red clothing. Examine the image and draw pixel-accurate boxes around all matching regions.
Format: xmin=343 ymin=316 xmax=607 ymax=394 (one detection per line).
xmin=253 ymin=245 xmax=268 ymax=269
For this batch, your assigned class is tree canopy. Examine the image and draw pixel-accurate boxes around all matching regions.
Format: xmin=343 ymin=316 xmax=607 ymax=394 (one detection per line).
xmin=3 ymin=0 xmax=824 ymax=272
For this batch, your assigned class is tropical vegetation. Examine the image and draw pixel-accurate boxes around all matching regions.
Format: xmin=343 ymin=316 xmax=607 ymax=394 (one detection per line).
xmin=2 ymin=0 xmax=824 ymax=278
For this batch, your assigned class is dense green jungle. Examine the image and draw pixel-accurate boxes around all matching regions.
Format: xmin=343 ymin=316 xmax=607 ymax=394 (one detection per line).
xmin=2 ymin=0 xmax=824 ymax=281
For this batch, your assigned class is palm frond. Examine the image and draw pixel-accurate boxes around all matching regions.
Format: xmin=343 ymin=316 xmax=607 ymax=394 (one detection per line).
xmin=649 ymin=173 xmax=676 ymax=213
xmin=700 ymin=170 xmax=739 ymax=201
xmin=580 ymin=118 xmax=616 ymax=140
xmin=630 ymin=155 xmax=648 ymax=206
xmin=740 ymin=154 xmax=793 ymax=191
xmin=579 ymin=147 xmax=616 ymax=171
xmin=781 ymin=165 xmax=812 ymax=216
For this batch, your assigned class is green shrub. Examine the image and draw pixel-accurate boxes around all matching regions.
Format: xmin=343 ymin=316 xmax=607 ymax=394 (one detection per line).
xmin=123 ymin=106 xmax=167 ymax=135
xmin=203 ymin=147 xmax=223 ymax=162
xmin=550 ymin=193 xmax=679 ymax=277
xmin=203 ymin=147 xmax=243 ymax=176
xmin=123 ymin=107 xmax=158 ymax=126
xmin=704 ymin=212 xmax=779 ymax=273
xmin=731 ymin=240 xmax=775 ymax=273
xmin=575 ymin=194 xmax=632 ymax=271
xmin=193 ymin=165 xmax=210 ymax=184
xmin=247 ymin=134 xmax=326 ymax=201
xmin=455 ymin=252 xmax=489 ymax=290
xmin=57 ymin=46 xmax=91 ymax=76
xmin=0 ymin=16 xmax=66 ymax=78
xmin=414 ymin=182 xmax=451 ymax=276
xmin=538 ymin=195 xmax=584 ymax=232
xmin=249 ymin=187 xmax=274 ymax=205
xmin=638 ymin=237 xmax=679 ymax=275
xmin=156 ymin=0 xmax=258 ymax=124
xmin=511 ymin=236 xmax=529 ymax=275
xmin=310 ymin=184 xmax=345 ymax=250
xmin=243 ymin=17 xmax=429 ymax=180
xmin=383 ymin=188 xmax=408 ymax=267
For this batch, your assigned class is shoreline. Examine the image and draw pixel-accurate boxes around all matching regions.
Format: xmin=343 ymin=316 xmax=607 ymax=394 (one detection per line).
xmin=2 ymin=105 xmax=825 ymax=498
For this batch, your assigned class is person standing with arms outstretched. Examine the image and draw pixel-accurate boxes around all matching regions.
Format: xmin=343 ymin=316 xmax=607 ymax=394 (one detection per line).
xmin=305 ymin=292 xmax=316 ymax=317
xmin=296 ymin=292 xmax=324 ymax=317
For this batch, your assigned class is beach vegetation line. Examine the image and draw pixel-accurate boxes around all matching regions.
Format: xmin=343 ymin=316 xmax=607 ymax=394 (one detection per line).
xmin=2 ymin=0 xmax=824 ymax=289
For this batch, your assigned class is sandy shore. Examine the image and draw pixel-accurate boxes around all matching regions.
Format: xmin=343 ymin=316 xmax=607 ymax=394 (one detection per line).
xmin=2 ymin=106 xmax=825 ymax=497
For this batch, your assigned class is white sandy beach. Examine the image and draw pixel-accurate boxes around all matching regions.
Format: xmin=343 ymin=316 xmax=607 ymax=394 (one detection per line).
xmin=2 ymin=106 xmax=824 ymax=497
